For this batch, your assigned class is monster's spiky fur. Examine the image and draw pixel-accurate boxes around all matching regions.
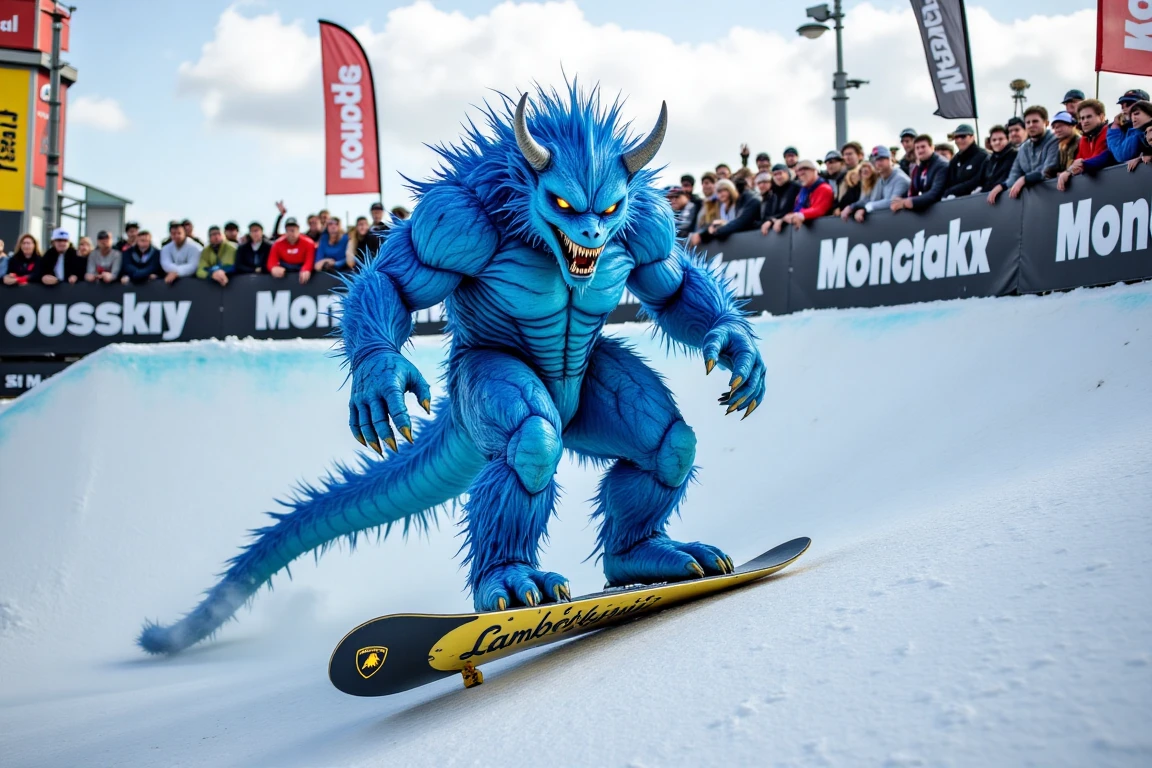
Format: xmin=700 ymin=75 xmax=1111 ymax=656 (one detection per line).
xmin=140 ymin=81 xmax=764 ymax=655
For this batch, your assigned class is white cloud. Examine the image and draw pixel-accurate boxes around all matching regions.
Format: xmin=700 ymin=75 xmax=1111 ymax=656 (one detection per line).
xmin=175 ymin=1 xmax=1150 ymax=208
xmin=70 ymin=95 xmax=130 ymax=132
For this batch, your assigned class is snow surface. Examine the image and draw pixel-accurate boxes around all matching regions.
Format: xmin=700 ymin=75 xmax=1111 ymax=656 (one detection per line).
xmin=1 ymin=284 xmax=1150 ymax=767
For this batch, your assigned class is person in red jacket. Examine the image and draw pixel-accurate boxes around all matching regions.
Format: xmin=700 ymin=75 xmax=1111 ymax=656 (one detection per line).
xmin=267 ymin=217 xmax=315 ymax=285
xmin=1057 ymin=99 xmax=1115 ymax=191
xmin=774 ymin=160 xmax=833 ymax=232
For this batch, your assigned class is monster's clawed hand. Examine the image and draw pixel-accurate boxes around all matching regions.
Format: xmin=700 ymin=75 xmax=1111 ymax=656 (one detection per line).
xmin=703 ymin=323 xmax=765 ymax=419
xmin=349 ymin=350 xmax=433 ymax=453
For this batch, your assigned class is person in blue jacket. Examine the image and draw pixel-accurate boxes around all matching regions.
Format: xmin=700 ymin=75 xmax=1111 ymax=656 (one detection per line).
xmin=120 ymin=230 xmax=162 ymax=284
xmin=314 ymin=216 xmax=349 ymax=272
xmin=1106 ymin=89 xmax=1150 ymax=163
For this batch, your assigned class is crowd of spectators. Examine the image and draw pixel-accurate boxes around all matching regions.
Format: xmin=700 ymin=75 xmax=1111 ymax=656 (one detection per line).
xmin=3 ymin=86 xmax=1151 ymax=288
xmin=0 ymin=200 xmax=410 ymax=288
xmin=669 ymin=87 xmax=1152 ymax=244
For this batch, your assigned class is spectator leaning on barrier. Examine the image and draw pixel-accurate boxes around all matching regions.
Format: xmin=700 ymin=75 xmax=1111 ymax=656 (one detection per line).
xmin=893 ymin=135 xmax=948 ymax=213
xmin=695 ymin=171 xmax=720 ymax=232
xmin=346 ymin=216 xmax=371 ymax=268
xmin=782 ymin=147 xmax=799 ymax=171
xmin=86 ymin=230 xmax=121 ymax=282
xmin=235 ymin=221 xmax=271 ymax=275
xmin=1062 ymin=89 xmax=1085 ymax=118
xmin=845 ymin=146 xmax=911 ymax=222
xmin=160 ymin=220 xmax=202 ymax=284
xmin=942 ymin=123 xmax=988 ymax=198
xmin=223 ymin=221 xmax=240 ymax=245
xmin=1006 ymin=116 xmax=1027 ymax=148
xmin=1044 ymin=111 xmax=1081 ymax=179
xmin=197 ymin=225 xmax=237 ymax=285
xmin=1062 ymin=99 xmax=1115 ymax=188
xmin=821 ymin=150 xmax=845 ymax=196
xmin=974 ymin=125 xmax=1017 ymax=193
xmin=315 ymin=216 xmax=349 ymax=272
xmin=40 ymin=228 xmax=85 ymax=285
xmin=305 ymin=214 xmax=323 ymax=243
xmin=898 ymin=128 xmax=917 ymax=174
xmin=775 ymin=160 xmax=833 ymax=233
xmin=121 ymin=230 xmax=161 ymax=284
xmin=667 ymin=188 xmax=695 ymax=238
xmin=3 ymin=233 xmax=40 ymax=285
xmin=1106 ymin=89 xmax=1150 ymax=162
xmin=691 ymin=178 xmax=759 ymax=245
xmin=114 ymin=221 xmax=138 ymax=252
xmin=1116 ymin=99 xmax=1152 ymax=170
xmin=268 ymin=217 xmax=315 ymax=285
xmin=759 ymin=164 xmax=801 ymax=234
xmin=990 ymin=106 xmax=1058 ymax=203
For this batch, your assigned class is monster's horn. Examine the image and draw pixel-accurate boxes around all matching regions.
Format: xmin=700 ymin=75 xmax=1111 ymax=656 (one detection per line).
xmin=622 ymin=101 xmax=668 ymax=175
xmin=514 ymin=93 xmax=551 ymax=172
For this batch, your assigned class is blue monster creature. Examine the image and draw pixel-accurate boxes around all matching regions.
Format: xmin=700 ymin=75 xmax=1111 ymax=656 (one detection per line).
xmin=139 ymin=84 xmax=766 ymax=654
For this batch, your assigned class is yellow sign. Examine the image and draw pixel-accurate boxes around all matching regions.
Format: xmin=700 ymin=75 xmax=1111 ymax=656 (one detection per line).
xmin=0 ymin=66 xmax=29 ymax=211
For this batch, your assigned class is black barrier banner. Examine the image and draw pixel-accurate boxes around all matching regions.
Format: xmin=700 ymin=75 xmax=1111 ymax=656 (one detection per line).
xmin=789 ymin=192 xmax=1020 ymax=310
xmin=221 ymin=273 xmax=345 ymax=341
xmin=611 ymin=234 xmax=790 ymax=322
xmin=0 ymin=279 xmax=224 ymax=355
xmin=1019 ymin=164 xmax=1152 ymax=293
xmin=0 ymin=359 xmax=71 ymax=397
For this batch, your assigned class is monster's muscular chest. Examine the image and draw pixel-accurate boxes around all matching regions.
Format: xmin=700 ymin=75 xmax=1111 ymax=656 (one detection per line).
xmin=448 ymin=241 xmax=634 ymax=421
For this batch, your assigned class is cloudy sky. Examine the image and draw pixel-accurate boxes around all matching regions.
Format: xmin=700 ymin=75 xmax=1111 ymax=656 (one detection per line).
xmin=66 ymin=0 xmax=1151 ymax=234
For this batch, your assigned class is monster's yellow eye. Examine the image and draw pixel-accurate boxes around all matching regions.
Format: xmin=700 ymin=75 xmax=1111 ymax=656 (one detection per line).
xmin=602 ymin=202 xmax=619 ymax=215
xmin=555 ymin=197 xmax=572 ymax=210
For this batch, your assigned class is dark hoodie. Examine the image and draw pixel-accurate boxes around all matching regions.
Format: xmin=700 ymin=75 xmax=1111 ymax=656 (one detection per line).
xmin=4 ymin=251 xmax=40 ymax=284
xmin=975 ymin=144 xmax=1017 ymax=193
xmin=122 ymin=244 xmax=162 ymax=283
xmin=39 ymin=245 xmax=87 ymax=282
xmin=760 ymin=179 xmax=801 ymax=222
xmin=942 ymin=142 xmax=989 ymax=198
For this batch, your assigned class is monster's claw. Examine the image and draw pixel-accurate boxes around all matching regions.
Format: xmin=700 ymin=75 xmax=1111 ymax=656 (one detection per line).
xmin=497 ymin=597 xmax=507 ymax=611
xmin=384 ymin=436 xmax=399 ymax=453
xmin=725 ymin=556 xmax=735 ymax=572
xmin=400 ymin=425 xmax=414 ymax=444
xmin=718 ymin=393 xmax=730 ymax=403
xmin=729 ymin=376 xmax=743 ymax=392
xmin=524 ymin=591 xmax=538 ymax=607
xmin=688 ymin=562 xmax=705 ymax=578
xmin=368 ymin=439 xmax=382 ymax=455
xmin=421 ymin=398 xmax=431 ymax=414
xmin=741 ymin=400 xmax=758 ymax=420
xmin=705 ymin=359 xmax=716 ymax=375
xmin=354 ymin=433 xmax=367 ymax=447
xmin=554 ymin=583 xmax=571 ymax=602
xmin=715 ymin=557 xmax=728 ymax=574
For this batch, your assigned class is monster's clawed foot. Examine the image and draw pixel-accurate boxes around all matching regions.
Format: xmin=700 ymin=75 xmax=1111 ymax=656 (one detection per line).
xmin=474 ymin=563 xmax=571 ymax=612
xmin=603 ymin=536 xmax=733 ymax=587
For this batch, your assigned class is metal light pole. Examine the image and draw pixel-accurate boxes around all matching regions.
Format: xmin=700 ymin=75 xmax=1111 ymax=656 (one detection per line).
xmin=798 ymin=1 xmax=866 ymax=150
xmin=42 ymin=3 xmax=75 ymax=247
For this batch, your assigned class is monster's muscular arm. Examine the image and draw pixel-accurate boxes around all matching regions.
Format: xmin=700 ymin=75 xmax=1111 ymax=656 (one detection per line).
xmin=341 ymin=184 xmax=498 ymax=450
xmin=625 ymin=190 xmax=766 ymax=417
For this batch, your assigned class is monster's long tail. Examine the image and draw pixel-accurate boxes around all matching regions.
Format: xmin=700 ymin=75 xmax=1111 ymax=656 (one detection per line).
xmin=138 ymin=403 xmax=484 ymax=654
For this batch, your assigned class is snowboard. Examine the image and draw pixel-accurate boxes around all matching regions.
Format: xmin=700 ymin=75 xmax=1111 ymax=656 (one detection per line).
xmin=328 ymin=536 xmax=811 ymax=696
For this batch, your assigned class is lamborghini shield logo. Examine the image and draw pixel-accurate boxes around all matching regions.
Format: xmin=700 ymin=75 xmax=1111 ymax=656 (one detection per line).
xmin=356 ymin=646 xmax=388 ymax=678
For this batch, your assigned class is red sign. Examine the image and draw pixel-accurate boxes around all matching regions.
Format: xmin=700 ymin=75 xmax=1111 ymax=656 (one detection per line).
xmin=319 ymin=20 xmax=380 ymax=196
xmin=0 ymin=0 xmax=36 ymax=51
xmin=33 ymin=68 xmax=64 ymax=190
xmin=1097 ymin=0 xmax=1152 ymax=76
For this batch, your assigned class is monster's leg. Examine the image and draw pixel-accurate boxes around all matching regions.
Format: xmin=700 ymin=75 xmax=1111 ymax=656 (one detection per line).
xmin=450 ymin=349 xmax=570 ymax=611
xmin=564 ymin=336 xmax=733 ymax=586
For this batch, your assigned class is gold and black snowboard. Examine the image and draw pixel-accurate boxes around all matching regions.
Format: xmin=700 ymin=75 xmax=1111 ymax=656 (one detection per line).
xmin=328 ymin=536 xmax=811 ymax=696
